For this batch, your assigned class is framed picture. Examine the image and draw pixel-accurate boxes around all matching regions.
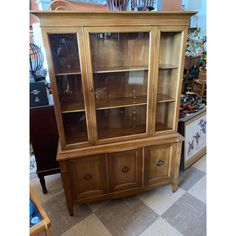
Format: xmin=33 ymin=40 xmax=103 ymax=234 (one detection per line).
xmin=178 ymin=108 xmax=206 ymax=170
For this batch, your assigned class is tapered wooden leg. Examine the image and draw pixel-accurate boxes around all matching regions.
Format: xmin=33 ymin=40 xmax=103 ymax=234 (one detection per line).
xmin=67 ymin=202 xmax=74 ymax=216
xmin=172 ymin=180 xmax=179 ymax=193
xmin=172 ymin=141 xmax=183 ymax=193
xmin=60 ymin=161 xmax=74 ymax=216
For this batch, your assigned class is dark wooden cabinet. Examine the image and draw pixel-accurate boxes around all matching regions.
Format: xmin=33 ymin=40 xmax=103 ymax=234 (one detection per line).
xmin=30 ymin=104 xmax=60 ymax=193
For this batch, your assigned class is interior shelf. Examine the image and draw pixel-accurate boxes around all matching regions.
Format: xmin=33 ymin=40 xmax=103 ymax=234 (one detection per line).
xmin=98 ymin=124 xmax=146 ymax=140
xmin=155 ymin=122 xmax=172 ymax=132
xmin=96 ymin=95 xmax=147 ymax=110
xmin=61 ymin=102 xmax=85 ymax=113
xmin=156 ymin=94 xmax=175 ymax=103
xmin=56 ymin=71 xmax=81 ymax=76
xmin=159 ymin=64 xmax=178 ymax=70
xmin=94 ymin=66 xmax=148 ymax=74
xmin=65 ymin=131 xmax=88 ymax=145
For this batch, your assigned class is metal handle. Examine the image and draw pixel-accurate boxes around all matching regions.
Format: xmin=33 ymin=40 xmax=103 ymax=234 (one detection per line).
xmin=156 ymin=160 xmax=164 ymax=167
xmin=122 ymin=166 xmax=129 ymax=173
xmin=90 ymin=87 xmax=94 ymax=93
xmin=84 ymin=173 xmax=92 ymax=180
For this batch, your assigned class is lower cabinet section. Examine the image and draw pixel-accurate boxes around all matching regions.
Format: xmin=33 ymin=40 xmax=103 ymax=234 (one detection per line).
xmin=67 ymin=154 xmax=107 ymax=200
xmin=59 ymin=137 xmax=183 ymax=215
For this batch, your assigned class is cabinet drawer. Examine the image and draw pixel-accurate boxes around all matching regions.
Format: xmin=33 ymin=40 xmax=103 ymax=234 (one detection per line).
xmin=68 ymin=155 xmax=107 ymax=200
xmin=108 ymin=149 xmax=142 ymax=192
xmin=144 ymin=144 xmax=172 ymax=185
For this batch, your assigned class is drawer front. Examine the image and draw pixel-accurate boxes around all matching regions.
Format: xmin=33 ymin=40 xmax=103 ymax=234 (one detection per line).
xmin=144 ymin=144 xmax=172 ymax=185
xmin=108 ymin=149 xmax=142 ymax=192
xmin=68 ymin=155 xmax=107 ymax=200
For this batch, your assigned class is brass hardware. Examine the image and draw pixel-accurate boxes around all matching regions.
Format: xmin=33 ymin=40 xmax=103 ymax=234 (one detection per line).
xmin=156 ymin=160 xmax=164 ymax=166
xmin=122 ymin=166 xmax=129 ymax=173
xmin=84 ymin=173 xmax=92 ymax=180
xmin=90 ymin=88 xmax=94 ymax=93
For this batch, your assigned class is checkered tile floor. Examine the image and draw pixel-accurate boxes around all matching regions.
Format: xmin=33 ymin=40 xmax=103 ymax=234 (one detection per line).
xmin=30 ymin=155 xmax=206 ymax=236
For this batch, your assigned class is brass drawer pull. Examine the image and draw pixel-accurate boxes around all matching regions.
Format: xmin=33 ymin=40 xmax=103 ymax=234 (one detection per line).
xmin=122 ymin=166 xmax=129 ymax=173
xmin=156 ymin=160 xmax=164 ymax=166
xmin=84 ymin=173 xmax=92 ymax=180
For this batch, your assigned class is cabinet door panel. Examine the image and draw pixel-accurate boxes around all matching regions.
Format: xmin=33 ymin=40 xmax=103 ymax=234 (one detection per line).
xmin=144 ymin=144 xmax=172 ymax=185
xmin=68 ymin=155 xmax=107 ymax=200
xmin=108 ymin=149 xmax=142 ymax=192
xmin=84 ymin=27 xmax=154 ymax=141
xmin=46 ymin=31 xmax=89 ymax=147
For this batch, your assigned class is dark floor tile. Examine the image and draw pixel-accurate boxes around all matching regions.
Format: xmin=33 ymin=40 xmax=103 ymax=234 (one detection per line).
xmin=42 ymin=192 xmax=92 ymax=236
xmin=179 ymin=167 xmax=205 ymax=191
xmin=95 ymin=197 xmax=159 ymax=236
xmin=162 ymin=192 xmax=206 ymax=236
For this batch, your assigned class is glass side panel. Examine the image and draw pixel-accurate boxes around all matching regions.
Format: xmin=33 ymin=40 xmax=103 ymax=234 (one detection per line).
xmin=96 ymin=105 xmax=147 ymax=140
xmin=155 ymin=102 xmax=175 ymax=132
xmin=62 ymin=112 xmax=88 ymax=144
xmin=159 ymin=32 xmax=182 ymax=67
xmin=49 ymin=33 xmax=88 ymax=145
xmin=56 ymin=74 xmax=85 ymax=113
xmin=48 ymin=34 xmax=80 ymax=74
xmin=155 ymin=32 xmax=182 ymax=132
xmin=90 ymin=32 xmax=150 ymax=139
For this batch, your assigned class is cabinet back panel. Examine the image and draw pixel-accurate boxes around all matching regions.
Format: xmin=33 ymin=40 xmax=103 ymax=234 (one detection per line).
xmin=159 ymin=32 xmax=182 ymax=66
xmin=96 ymin=105 xmax=147 ymax=139
xmin=90 ymin=32 xmax=149 ymax=70
xmin=62 ymin=112 xmax=88 ymax=144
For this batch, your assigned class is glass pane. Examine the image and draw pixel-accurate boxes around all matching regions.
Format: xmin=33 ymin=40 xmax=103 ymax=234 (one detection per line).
xmin=90 ymin=32 xmax=150 ymax=139
xmin=56 ymin=74 xmax=84 ymax=113
xmin=62 ymin=112 xmax=88 ymax=144
xmin=49 ymin=34 xmax=80 ymax=74
xmin=155 ymin=102 xmax=174 ymax=132
xmin=159 ymin=32 xmax=182 ymax=67
xmin=49 ymin=33 xmax=87 ymax=144
xmin=155 ymin=32 xmax=182 ymax=132
xmin=96 ymin=106 xmax=147 ymax=139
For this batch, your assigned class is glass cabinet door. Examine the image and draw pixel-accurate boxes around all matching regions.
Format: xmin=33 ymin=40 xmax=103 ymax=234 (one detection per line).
xmin=155 ymin=31 xmax=182 ymax=132
xmin=48 ymin=33 xmax=88 ymax=145
xmin=88 ymin=31 xmax=151 ymax=140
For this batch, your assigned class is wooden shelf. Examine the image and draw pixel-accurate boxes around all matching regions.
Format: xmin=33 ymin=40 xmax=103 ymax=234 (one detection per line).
xmin=96 ymin=96 xmax=147 ymax=110
xmin=61 ymin=102 xmax=85 ymax=113
xmin=157 ymin=94 xmax=175 ymax=103
xmin=98 ymin=124 xmax=146 ymax=140
xmin=159 ymin=64 xmax=178 ymax=70
xmin=56 ymin=71 xmax=81 ymax=76
xmin=155 ymin=122 xmax=172 ymax=131
xmin=94 ymin=66 xmax=148 ymax=74
xmin=65 ymin=131 xmax=88 ymax=145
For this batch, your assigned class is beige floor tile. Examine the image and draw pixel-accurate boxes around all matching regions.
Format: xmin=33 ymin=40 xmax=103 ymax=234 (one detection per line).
xmin=61 ymin=214 xmax=112 ymax=236
xmin=138 ymin=185 xmax=185 ymax=216
xmin=193 ymin=154 xmax=206 ymax=172
xmin=88 ymin=200 xmax=110 ymax=213
xmin=30 ymin=173 xmax=64 ymax=203
xmin=140 ymin=218 xmax=184 ymax=236
xmin=188 ymin=175 xmax=206 ymax=203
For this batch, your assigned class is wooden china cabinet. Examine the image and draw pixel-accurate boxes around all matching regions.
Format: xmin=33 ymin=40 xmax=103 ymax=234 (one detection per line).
xmin=31 ymin=11 xmax=196 ymax=215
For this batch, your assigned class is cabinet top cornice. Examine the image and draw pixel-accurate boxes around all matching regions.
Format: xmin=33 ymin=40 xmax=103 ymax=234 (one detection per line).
xmin=31 ymin=11 xmax=196 ymax=27
xmin=31 ymin=10 xmax=196 ymax=18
